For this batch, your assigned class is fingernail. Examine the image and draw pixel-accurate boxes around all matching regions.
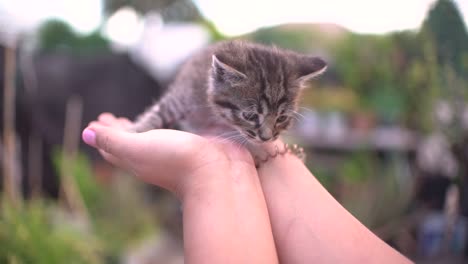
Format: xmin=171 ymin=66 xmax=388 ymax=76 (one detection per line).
xmin=82 ymin=129 xmax=96 ymax=146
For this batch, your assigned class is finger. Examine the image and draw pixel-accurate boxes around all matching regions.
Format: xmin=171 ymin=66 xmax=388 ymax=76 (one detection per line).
xmin=82 ymin=126 xmax=215 ymax=189
xmin=83 ymin=123 xmax=132 ymax=169
xmin=83 ymin=124 xmax=147 ymax=173
xmin=98 ymin=113 xmax=117 ymax=125
xmin=89 ymin=120 xmax=106 ymax=127
xmin=88 ymin=119 xmax=113 ymax=128
xmin=83 ymin=124 xmax=132 ymax=155
xmin=98 ymin=148 xmax=126 ymax=168
xmin=118 ymin=117 xmax=132 ymax=128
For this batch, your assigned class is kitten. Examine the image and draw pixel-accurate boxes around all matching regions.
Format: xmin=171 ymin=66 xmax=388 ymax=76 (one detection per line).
xmin=131 ymin=40 xmax=326 ymax=160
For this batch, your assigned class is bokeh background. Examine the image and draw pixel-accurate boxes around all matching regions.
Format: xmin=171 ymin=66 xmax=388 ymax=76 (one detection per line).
xmin=1 ymin=0 xmax=468 ymax=263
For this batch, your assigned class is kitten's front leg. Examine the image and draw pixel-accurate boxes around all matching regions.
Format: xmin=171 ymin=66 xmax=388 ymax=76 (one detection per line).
xmin=246 ymin=141 xmax=287 ymax=167
xmin=131 ymin=94 xmax=186 ymax=132
xmin=131 ymin=104 xmax=165 ymax=132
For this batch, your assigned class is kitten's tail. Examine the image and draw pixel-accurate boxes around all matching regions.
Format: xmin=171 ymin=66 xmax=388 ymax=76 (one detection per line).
xmin=131 ymin=94 xmax=186 ymax=132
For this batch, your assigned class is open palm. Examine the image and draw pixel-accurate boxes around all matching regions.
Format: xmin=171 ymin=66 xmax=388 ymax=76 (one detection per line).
xmin=83 ymin=113 xmax=256 ymax=193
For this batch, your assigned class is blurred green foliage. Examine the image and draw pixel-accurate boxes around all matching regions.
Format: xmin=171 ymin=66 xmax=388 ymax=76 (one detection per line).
xmin=52 ymin=151 xmax=101 ymax=212
xmin=251 ymin=26 xmax=319 ymax=52
xmin=0 ymin=152 xmax=159 ymax=263
xmin=250 ymin=23 xmax=347 ymax=52
xmin=105 ymin=0 xmax=174 ymax=14
xmin=422 ymin=0 xmax=468 ymax=76
xmin=55 ymin=152 xmax=158 ymax=259
xmin=200 ymin=19 xmax=226 ymax=42
xmin=331 ymin=30 xmax=451 ymax=129
xmin=104 ymin=0 xmax=202 ymax=22
xmin=340 ymin=151 xmax=375 ymax=184
xmin=335 ymin=151 xmax=412 ymax=228
xmin=37 ymin=20 xmax=110 ymax=55
xmin=247 ymin=0 xmax=468 ymax=131
xmin=0 ymin=200 xmax=103 ymax=264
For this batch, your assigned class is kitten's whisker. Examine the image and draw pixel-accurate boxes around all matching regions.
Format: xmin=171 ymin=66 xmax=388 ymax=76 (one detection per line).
xmin=210 ymin=131 xmax=245 ymax=146
xmin=225 ymin=135 xmax=245 ymax=144
xmin=230 ymin=139 xmax=246 ymax=151
xmin=287 ymin=109 xmax=305 ymax=119
xmin=291 ymin=114 xmax=303 ymax=122
xmin=285 ymin=110 xmax=305 ymax=123
xmin=214 ymin=135 xmax=238 ymax=145
xmin=233 ymin=137 xmax=248 ymax=151
xmin=228 ymin=133 xmax=247 ymax=146
xmin=213 ymin=130 xmax=239 ymax=139
xmin=299 ymin=106 xmax=316 ymax=114
xmin=292 ymin=111 xmax=305 ymax=119
xmin=211 ymin=135 xmax=236 ymax=144
xmin=291 ymin=115 xmax=301 ymax=122
xmin=218 ymin=133 xmax=245 ymax=145
xmin=240 ymin=138 xmax=250 ymax=150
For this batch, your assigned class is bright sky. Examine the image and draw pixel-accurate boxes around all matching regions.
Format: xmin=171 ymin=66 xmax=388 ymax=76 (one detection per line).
xmin=195 ymin=0 xmax=468 ymax=35
xmin=0 ymin=0 xmax=467 ymax=36
xmin=0 ymin=0 xmax=102 ymax=33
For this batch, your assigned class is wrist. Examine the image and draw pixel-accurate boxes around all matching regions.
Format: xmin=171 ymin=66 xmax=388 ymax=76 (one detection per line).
xmin=255 ymin=142 xmax=306 ymax=168
xmin=175 ymin=152 xmax=257 ymax=202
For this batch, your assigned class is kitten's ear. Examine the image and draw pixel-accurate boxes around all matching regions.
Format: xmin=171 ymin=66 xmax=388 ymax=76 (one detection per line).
xmin=211 ymin=55 xmax=247 ymax=86
xmin=296 ymin=56 xmax=327 ymax=88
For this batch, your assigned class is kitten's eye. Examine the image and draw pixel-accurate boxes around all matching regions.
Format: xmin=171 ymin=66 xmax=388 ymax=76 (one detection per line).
xmin=242 ymin=112 xmax=258 ymax=122
xmin=277 ymin=115 xmax=288 ymax=123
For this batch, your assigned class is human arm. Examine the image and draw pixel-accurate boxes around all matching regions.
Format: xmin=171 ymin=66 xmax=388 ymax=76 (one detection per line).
xmin=82 ymin=113 xmax=278 ymax=264
xmin=257 ymin=143 xmax=413 ymax=264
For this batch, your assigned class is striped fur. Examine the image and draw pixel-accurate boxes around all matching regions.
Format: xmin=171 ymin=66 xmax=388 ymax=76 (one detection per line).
xmin=132 ymin=40 xmax=326 ymax=144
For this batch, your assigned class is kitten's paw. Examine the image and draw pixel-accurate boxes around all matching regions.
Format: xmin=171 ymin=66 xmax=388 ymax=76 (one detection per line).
xmin=96 ymin=113 xmax=134 ymax=132
xmin=125 ymin=126 xmax=138 ymax=133
xmin=127 ymin=123 xmax=154 ymax=133
xmin=247 ymin=144 xmax=273 ymax=168
xmin=250 ymin=142 xmax=288 ymax=168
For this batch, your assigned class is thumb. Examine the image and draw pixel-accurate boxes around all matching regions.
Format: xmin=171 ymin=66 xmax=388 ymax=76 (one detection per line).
xmin=82 ymin=124 xmax=201 ymax=190
xmin=82 ymin=124 xmax=134 ymax=159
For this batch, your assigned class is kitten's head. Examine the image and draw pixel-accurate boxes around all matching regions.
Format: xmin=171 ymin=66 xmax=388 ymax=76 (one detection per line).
xmin=208 ymin=42 xmax=326 ymax=144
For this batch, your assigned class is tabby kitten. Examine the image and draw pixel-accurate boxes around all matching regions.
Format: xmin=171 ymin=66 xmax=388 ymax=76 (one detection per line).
xmin=131 ymin=40 xmax=326 ymax=157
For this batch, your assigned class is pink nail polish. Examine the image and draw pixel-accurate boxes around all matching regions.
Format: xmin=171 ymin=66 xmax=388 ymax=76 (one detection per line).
xmin=82 ymin=129 xmax=96 ymax=146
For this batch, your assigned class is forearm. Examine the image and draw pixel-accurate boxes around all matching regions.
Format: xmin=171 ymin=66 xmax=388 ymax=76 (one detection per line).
xmin=83 ymin=118 xmax=277 ymax=262
xmin=180 ymin=161 xmax=278 ymax=264
xmin=258 ymin=154 xmax=412 ymax=264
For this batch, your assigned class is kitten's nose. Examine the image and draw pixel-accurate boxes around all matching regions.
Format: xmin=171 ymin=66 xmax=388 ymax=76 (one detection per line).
xmin=259 ymin=129 xmax=273 ymax=141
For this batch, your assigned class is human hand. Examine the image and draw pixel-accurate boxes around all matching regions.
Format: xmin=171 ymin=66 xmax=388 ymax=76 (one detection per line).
xmin=82 ymin=113 xmax=256 ymax=197
xmin=83 ymin=113 xmax=279 ymax=263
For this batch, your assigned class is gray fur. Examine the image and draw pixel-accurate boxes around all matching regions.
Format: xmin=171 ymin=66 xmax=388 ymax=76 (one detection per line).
xmin=132 ymin=40 xmax=326 ymax=147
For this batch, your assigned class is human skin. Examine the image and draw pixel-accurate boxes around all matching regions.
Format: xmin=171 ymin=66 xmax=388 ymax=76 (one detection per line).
xmin=83 ymin=113 xmax=278 ymax=264
xmin=83 ymin=113 xmax=412 ymax=264
xmin=257 ymin=154 xmax=414 ymax=264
